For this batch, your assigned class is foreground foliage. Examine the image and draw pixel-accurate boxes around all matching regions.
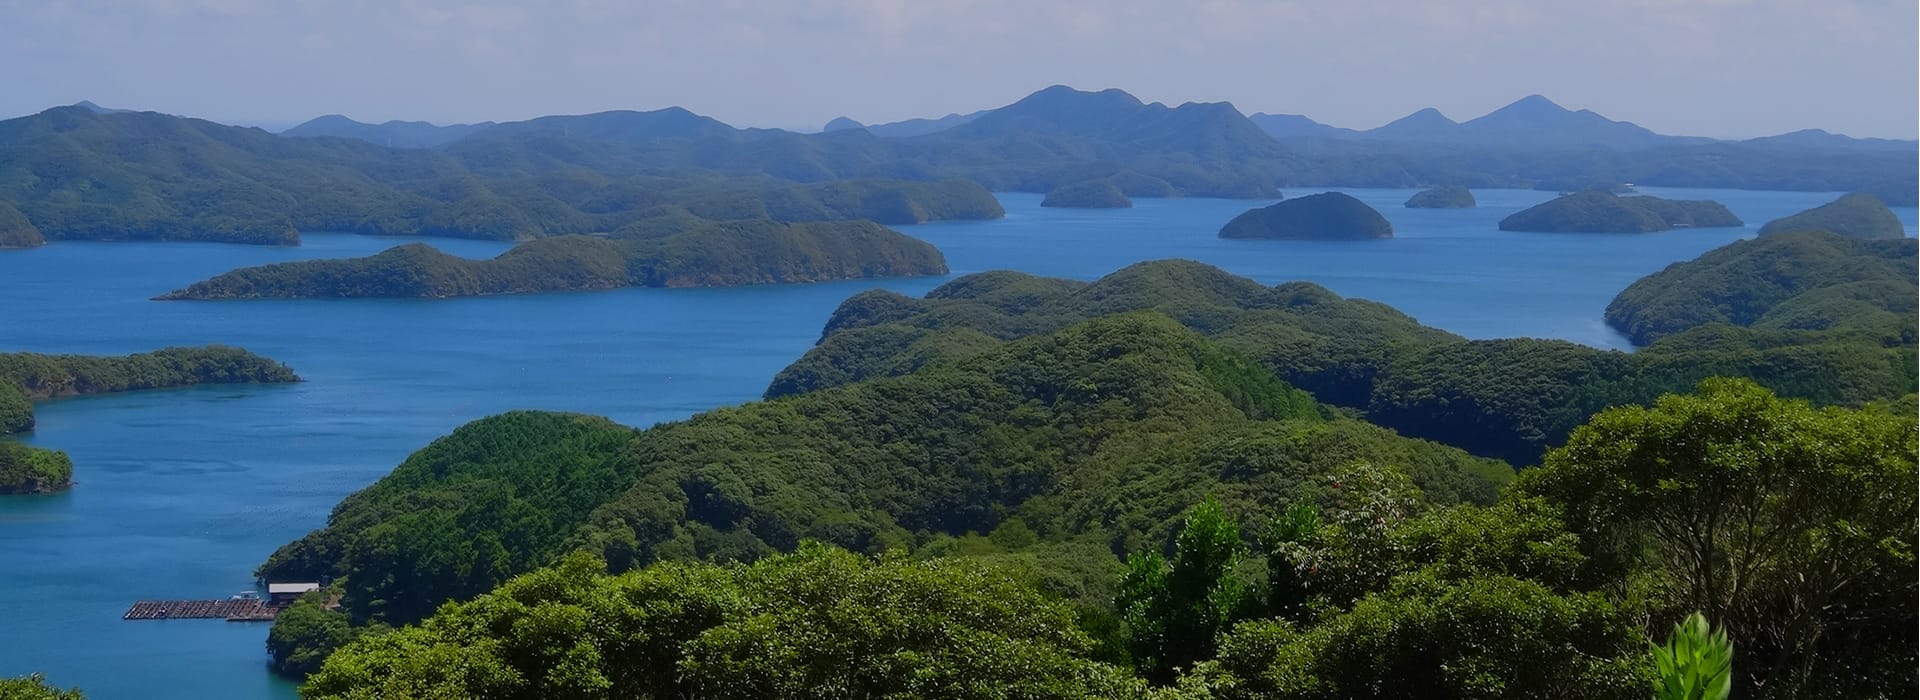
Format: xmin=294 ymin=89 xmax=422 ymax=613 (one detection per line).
xmin=1653 ymin=614 xmax=1734 ymax=700
xmin=303 ymin=546 xmax=1148 ymax=700
xmin=0 ymin=676 xmax=83 ymax=700
xmin=284 ymin=377 xmax=1914 ymax=697
xmin=1517 ymin=378 xmax=1917 ymax=696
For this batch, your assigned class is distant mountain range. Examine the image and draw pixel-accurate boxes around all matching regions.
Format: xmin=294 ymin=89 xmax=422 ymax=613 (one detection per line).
xmin=282 ymin=114 xmax=495 ymax=148
xmin=1 ymin=85 xmax=1912 ymax=249
xmin=1251 ymin=94 xmax=1915 ymax=153
xmin=864 ymin=111 xmax=987 ymax=138
xmin=277 ymin=88 xmax=1916 ymax=157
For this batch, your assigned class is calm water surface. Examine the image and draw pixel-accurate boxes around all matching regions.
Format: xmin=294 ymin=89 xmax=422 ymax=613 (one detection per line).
xmin=0 ymin=189 xmax=1913 ymax=699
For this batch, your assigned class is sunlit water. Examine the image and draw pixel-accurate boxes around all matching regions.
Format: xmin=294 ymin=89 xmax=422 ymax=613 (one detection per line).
xmin=0 ymin=188 xmax=1912 ymax=699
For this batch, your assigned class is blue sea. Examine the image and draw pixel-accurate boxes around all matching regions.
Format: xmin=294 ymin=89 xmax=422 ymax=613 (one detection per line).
xmin=0 ymin=188 xmax=1913 ymax=699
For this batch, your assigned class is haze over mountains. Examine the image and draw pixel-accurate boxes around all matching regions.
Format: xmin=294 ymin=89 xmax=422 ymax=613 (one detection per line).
xmin=2 ymin=84 xmax=1913 ymax=249
xmin=281 ymin=115 xmax=495 ymax=148
xmin=280 ymin=88 xmax=1915 ymax=155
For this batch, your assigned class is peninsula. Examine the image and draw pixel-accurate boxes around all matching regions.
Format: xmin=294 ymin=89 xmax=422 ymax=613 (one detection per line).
xmin=158 ymin=220 xmax=947 ymax=300
xmin=0 ymin=346 xmax=299 ymax=494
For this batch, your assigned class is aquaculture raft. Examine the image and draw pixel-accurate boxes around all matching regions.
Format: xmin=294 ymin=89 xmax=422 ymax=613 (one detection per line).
xmin=122 ymin=598 xmax=278 ymax=622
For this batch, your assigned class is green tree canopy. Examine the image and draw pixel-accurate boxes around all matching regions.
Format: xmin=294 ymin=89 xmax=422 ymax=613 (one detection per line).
xmin=302 ymin=545 xmax=1148 ymax=700
xmin=0 ymin=675 xmax=84 ymax=700
xmin=1516 ymin=378 xmax=1917 ymax=697
xmin=1118 ymin=498 xmax=1254 ymax=683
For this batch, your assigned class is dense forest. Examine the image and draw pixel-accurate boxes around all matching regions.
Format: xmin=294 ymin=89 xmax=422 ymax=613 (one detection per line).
xmin=0 ymin=346 xmax=298 ymax=494
xmin=1606 ymin=231 xmax=1917 ymax=346
xmin=258 ymin=313 xmax=1511 ymax=676
xmin=769 ymin=250 xmax=1914 ymax=466
xmin=158 ymin=218 xmax=946 ymax=299
xmin=272 ymin=372 xmax=1915 ymax=698
xmin=1 ymin=86 xmax=1911 ymax=249
xmin=1498 ymin=191 xmax=1742 ymax=233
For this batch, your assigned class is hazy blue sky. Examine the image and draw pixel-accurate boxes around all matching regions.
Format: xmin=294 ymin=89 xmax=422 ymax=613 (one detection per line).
xmin=3 ymin=0 xmax=1915 ymax=138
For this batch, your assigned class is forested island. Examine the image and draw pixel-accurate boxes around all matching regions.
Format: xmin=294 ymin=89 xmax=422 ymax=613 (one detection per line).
xmin=1042 ymin=179 xmax=1134 ymax=208
xmin=1757 ymin=192 xmax=1907 ymax=239
xmin=1219 ymin=192 xmax=1392 ymax=240
xmin=0 ymin=346 xmax=299 ymax=494
xmin=1499 ymin=191 xmax=1742 ymax=233
xmin=0 ymin=87 xmax=1911 ymax=250
xmin=0 ymin=442 xmax=72 ymax=495
xmin=1404 ymin=185 xmax=1475 ymax=208
xmin=157 ymin=218 xmax=946 ymax=300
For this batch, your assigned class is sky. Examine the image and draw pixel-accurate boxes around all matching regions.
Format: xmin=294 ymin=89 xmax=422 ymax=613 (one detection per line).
xmin=2 ymin=0 xmax=1916 ymax=139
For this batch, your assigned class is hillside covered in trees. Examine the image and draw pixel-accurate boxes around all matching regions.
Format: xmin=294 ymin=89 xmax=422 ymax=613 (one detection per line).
xmin=768 ymin=258 xmax=1914 ymax=466
xmin=257 ymin=313 xmax=1512 ymax=676
xmin=1757 ymin=192 xmax=1908 ymax=240
xmin=1606 ymin=231 xmax=1917 ymax=346
xmin=0 ymin=346 xmax=298 ymax=494
xmin=158 ymin=218 xmax=947 ymax=299
xmin=0 ymin=103 xmax=1004 ymax=247
xmin=270 ymin=367 xmax=1915 ymax=698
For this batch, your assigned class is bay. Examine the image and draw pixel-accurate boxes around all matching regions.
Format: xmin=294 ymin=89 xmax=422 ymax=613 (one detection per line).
xmin=0 ymin=188 xmax=1912 ymax=699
